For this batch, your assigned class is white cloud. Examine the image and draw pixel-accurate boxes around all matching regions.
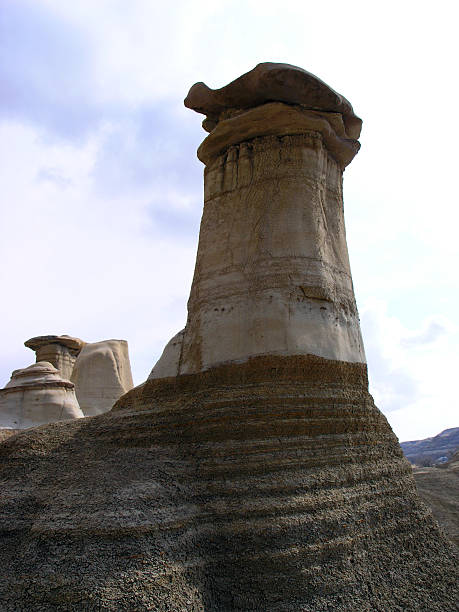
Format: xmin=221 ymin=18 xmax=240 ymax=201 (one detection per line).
xmin=361 ymin=299 xmax=459 ymax=441
xmin=400 ymin=317 xmax=451 ymax=348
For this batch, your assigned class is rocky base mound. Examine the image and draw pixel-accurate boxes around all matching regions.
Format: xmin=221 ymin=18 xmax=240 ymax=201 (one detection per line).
xmin=0 ymin=355 xmax=457 ymax=611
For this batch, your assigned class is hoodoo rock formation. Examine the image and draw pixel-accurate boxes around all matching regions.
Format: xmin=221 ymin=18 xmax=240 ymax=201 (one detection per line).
xmin=0 ymin=336 xmax=134 ymax=433
xmin=0 ymin=361 xmax=83 ymax=429
xmin=0 ymin=64 xmax=457 ymax=611
xmin=25 ymin=334 xmax=84 ymax=381
xmin=151 ymin=63 xmax=364 ymax=379
xmin=24 ymin=335 xmax=134 ymax=416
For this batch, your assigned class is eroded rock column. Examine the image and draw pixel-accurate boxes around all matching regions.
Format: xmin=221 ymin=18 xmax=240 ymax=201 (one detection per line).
xmin=151 ymin=63 xmax=365 ymax=378
xmin=25 ymin=335 xmax=84 ymax=381
xmin=71 ymin=339 xmax=134 ymax=416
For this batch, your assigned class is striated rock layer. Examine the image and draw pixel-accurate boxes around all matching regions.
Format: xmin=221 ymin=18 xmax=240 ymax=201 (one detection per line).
xmin=0 ymin=64 xmax=457 ymax=610
xmin=0 ymin=356 xmax=457 ymax=610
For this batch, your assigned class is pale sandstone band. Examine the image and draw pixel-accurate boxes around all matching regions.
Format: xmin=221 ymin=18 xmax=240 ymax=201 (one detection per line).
xmin=71 ymin=339 xmax=134 ymax=416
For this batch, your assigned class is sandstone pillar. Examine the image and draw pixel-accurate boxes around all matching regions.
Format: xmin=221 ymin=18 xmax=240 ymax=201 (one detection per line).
xmin=71 ymin=339 xmax=134 ymax=416
xmin=25 ymin=334 xmax=84 ymax=381
xmin=151 ymin=63 xmax=365 ymax=378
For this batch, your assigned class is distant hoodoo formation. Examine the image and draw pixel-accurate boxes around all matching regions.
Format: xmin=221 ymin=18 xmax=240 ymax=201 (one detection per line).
xmin=0 ymin=64 xmax=457 ymax=611
xmin=24 ymin=334 xmax=84 ymax=381
xmin=0 ymin=361 xmax=83 ymax=429
xmin=0 ymin=335 xmax=133 ymax=430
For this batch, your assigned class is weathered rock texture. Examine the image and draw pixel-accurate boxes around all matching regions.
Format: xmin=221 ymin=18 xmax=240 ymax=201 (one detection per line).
xmin=0 ymin=362 xmax=83 ymax=429
xmin=0 ymin=428 xmax=20 ymax=443
xmin=185 ymin=62 xmax=362 ymax=141
xmin=71 ymin=339 xmax=134 ymax=416
xmin=0 ymin=63 xmax=457 ymax=611
xmin=0 ymin=357 xmax=457 ymax=611
xmin=25 ymin=335 xmax=84 ymax=381
xmin=413 ymin=450 xmax=459 ymax=549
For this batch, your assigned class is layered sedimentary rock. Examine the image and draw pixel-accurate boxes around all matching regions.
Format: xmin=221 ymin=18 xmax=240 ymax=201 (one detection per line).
xmin=0 ymin=63 xmax=457 ymax=611
xmin=0 ymin=357 xmax=457 ymax=611
xmin=25 ymin=334 xmax=84 ymax=381
xmin=71 ymin=339 xmax=134 ymax=416
xmin=0 ymin=361 xmax=83 ymax=429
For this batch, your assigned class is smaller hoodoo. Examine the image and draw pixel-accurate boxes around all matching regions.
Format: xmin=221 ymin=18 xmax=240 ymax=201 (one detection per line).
xmin=0 ymin=361 xmax=83 ymax=429
xmin=0 ymin=335 xmax=134 ymax=432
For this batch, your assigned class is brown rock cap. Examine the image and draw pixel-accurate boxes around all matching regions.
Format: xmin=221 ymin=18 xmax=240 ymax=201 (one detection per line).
xmin=184 ymin=62 xmax=362 ymax=139
xmin=24 ymin=335 xmax=84 ymax=356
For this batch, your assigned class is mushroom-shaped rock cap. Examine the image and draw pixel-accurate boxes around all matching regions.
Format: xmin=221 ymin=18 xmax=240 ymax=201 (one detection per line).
xmin=4 ymin=362 xmax=73 ymax=388
xmin=184 ymin=62 xmax=362 ymax=139
xmin=24 ymin=335 xmax=84 ymax=354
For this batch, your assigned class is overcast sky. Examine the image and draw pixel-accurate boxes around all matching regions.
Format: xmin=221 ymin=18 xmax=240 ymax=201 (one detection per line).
xmin=1 ymin=0 xmax=458 ymax=442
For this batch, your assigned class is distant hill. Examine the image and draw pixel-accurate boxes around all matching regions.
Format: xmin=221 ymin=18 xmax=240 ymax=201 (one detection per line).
xmin=401 ymin=427 xmax=459 ymax=466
